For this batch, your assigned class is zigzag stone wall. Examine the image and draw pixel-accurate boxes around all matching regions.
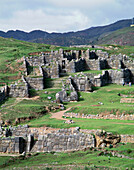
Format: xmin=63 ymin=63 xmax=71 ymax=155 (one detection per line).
xmin=0 ymin=126 xmax=133 ymax=154
xmin=31 ymin=129 xmax=95 ymax=152
xmin=0 ymin=137 xmax=25 ymax=153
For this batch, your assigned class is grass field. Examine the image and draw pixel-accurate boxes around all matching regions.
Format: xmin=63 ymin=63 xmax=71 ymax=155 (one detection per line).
xmin=0 ymin=89 xmax=61 ymax=121
xmin=64 ymin=84 xmax=134 ymax=115
xmin=1 ymin=83 xmax=134 ymax=134
xmin=0 ymin=37 xmax=54 ymax=85
xmin=27 ymin=114 xmax=134 ymax=135
xmin=0 ymin=143 xmax=134 ymax=169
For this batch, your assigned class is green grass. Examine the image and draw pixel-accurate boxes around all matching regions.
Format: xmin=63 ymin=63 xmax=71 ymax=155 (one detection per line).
xmin=0 ymin=144 xmax=134 ymax=169
xmin=64 ymin=84 xmax=134 ymax=115
xmin=0 ymin=89 xmax=61 ymax=121
xmin=1 ymin=83 xmax=134 ymax=135
xmin=0 ymin=37 xmax=56 ymax=85
xmin=28 ymin=114 xmax=134 ymax=135
xmin=107 ymin=143 xmax=134 ymax=158
xmin=97 ymin=27 xmax=134 ymax=48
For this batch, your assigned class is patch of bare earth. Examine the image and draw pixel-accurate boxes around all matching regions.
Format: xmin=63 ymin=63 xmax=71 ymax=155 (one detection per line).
xmin=16 ymin=96 xmax=40 ymax=101
xmin=51 ymin=108 xmax=71 ymax=120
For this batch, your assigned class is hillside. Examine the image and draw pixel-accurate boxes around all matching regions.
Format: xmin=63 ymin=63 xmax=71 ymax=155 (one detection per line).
xmin=0 ymin=19 xmax=132 ymax=46
xmin=0 ymin=37 xmax=56 ymax=86
xmin=96 ymin=27 xmax=134 ymax=46
xmin=0 ymin=36 xmax=134 ymax=169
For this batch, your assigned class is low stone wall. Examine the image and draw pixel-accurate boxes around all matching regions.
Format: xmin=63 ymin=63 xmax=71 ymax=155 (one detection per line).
xmin=9 ymin=84 xmax=29 ymax=98
xmin=121 ymin=135 xmax=134 ymax=143
xmin=63 ymin=112 xmax=134 ymax=121
xmin=120 ymin=98 xmax=134 ymax=103
xmin=0 ymin=137 xmax=25 ymax=153
xmin=26 ymin=56 xmax=45 ymax=66
xmin=31 ymin=128 xmax=95 ymax=152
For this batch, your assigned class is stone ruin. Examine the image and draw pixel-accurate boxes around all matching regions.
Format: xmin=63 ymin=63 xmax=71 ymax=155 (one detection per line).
xmin=56 ymin=74 xmax=93 ymax=103
xmin=0 ymin=125 xmax=123 ymax=154
xmin=0 ymin=48 xmax=134 ymax=102
xmin=23 ymin=48 xmax=134 ymax=78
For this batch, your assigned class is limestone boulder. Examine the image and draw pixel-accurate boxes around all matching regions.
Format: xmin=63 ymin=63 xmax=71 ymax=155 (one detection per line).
xmin=95 ymin=130 xmax=121 ymax=147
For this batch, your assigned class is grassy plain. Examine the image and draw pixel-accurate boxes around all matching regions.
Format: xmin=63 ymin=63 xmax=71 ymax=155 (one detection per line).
xmin=0 ymin=143 xmax=134 ymax=169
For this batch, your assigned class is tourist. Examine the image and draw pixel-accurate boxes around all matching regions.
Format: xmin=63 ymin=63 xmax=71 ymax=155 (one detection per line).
xmin=129 ymin=82 xmax=132 ymax=86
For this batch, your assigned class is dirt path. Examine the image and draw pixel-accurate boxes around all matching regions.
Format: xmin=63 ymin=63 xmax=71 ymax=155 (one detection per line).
xmin=50 ymin=108 xmax=134 ymax=125
xmin=51 ymin=108 xmax=71 ymax=120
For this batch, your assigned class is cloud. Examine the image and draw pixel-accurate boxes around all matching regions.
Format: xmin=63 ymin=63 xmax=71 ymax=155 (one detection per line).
xmin=0 ymin=0 xmax=133 ymax=32
xmin=0 ymin=9 xmax=91 ymax=32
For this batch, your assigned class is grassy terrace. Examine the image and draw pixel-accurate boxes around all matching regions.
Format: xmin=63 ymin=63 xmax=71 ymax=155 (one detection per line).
xmin=0 ymin=143 xmax=134 ymax=169
xmin=65 ymin=84 xmax=134 ymax=115
xmin=28 ymin=114 xmax=134 ymax=135
xmin=1 ymin=83 xmax=134 ymax=134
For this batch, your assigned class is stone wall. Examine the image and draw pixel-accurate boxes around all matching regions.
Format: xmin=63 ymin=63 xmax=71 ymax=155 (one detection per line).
xmin=0 ymin=77 xmax=29 ymax=100
xmin=0 ymin=125 xmax=133 ymax=154
xmin=63 ymin=112 xmax=134 ymax=121
xmin=26 ymin=56 xmax=45 ymax=66
xmin=9 ymin=84 xmax=29 ymax=98
xmin=120 ymin=98 xmax=134 ymax=103
xmin=86 ymin=59 xmax=100 ymax=70
xmin=0 ymin=125 xmax=30 ymax=138
xmin=31 ymin=128 xmax=95 ymax=152
xmin=107 ymin=58 xmax=121 ymax=69
xmin=66 ymin=60 xmax=76 ymax=73
xmin=71 ymin=75 xmax=93 ymax=92
xmin=0 ymin=137 xmax=25 ymax=153
xmin=25 ymin=77 xmax=44 ymax=90
xmin=121 ymin=135 xmax=134 ymax=143
xmin=51 ymin=62 xmax=60 ymax=78
xmin=93 ymin=69 xmax=132 ymax=87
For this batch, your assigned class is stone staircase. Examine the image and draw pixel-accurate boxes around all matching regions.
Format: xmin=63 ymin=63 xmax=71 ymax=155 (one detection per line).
xmin=45 ymin=77 xmax=68 ymax=89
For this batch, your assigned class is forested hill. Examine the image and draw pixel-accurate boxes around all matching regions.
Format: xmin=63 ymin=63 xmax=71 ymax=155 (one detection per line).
xmin=0 ymin=19 xmax=132 ymax=46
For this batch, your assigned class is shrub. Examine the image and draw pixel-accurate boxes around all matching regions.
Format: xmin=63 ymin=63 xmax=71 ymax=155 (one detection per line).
xmin=29 ymin=89 xmax=37 ymax=97
xmin=127 ymin=149 xmax=132 ymax=154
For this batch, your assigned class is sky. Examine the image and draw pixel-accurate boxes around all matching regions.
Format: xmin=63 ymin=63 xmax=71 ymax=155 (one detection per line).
xmin=0 ymin=0 xmax=133 ymax=33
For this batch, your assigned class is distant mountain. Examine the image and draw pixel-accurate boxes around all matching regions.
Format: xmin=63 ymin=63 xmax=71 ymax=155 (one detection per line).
xmin=95 ymin=27 xmax=134 ymax=46
xmin=0 ymin=19 xmax=132 ymax=46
